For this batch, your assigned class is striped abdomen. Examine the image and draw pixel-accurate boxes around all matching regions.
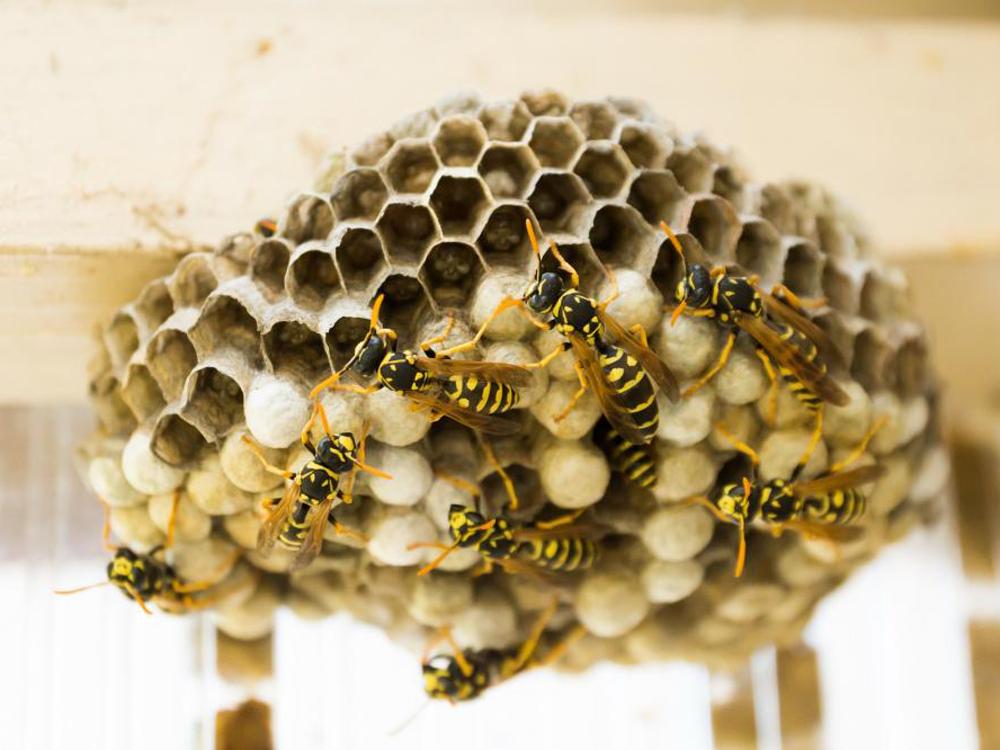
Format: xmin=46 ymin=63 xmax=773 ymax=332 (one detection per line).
xmin=444 ymin=375 xmax=518 ymax=415
xmin=598 ymin=344 xmax=659 ymax=443
xmin=593 ymin=419 xmax=656 ymax=488
xmin=770 ymin=323 xmax=824 ymax=414
xmin=518 ymin=537 xmax=599 ymax=571
xmin=279 ymin=463 xmax=339 ymax=548
xmin=801 ymin=489 xmax=866 ymax=524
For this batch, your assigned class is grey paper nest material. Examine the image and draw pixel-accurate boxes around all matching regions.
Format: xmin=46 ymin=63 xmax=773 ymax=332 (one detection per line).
xmin=83 ymin=91 xmax=948 ymax=667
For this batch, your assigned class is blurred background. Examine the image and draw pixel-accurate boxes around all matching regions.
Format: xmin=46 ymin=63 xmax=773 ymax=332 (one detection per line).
xmin=2 ymin=1 xmax=999 ymax=748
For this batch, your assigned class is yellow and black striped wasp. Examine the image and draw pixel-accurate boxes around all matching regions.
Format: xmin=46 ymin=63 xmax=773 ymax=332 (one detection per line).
xmin=254 ymin=217 xmax=278 ymax=237
xmin=593 ymin=417 xmax=657 ymax=489
xmin=432 ymin=219 xmax=679 ymax=446
xmin=309 ymin=294 xmax=532 ymax=436
xmin=687 ymin=417 xmax=887 ymax=577
xmin=242 ymin=401 xmax=392 ymax=572
xmin=662 ymin=220 xmax=849 ymax=464
xmin=56 ymin=495 xmax=243 ymax=614
xmin=421 ymin=598 xmax=585 ymax=703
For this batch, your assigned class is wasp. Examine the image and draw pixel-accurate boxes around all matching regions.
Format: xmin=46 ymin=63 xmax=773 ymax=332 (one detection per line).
xmin=309 ymin=294 xmax=532 ymax=436
xmin=593 ymin=417 xmax=657 ymax=489
xmin=421 ymin=599 xmax=585 ymax=703
xmin=56 ymin=496 xmax=242 ymax=614
xmin=688 ymin=417 xmax=887 ymax=577
xmin=431 ymin=219 xmax=679 ymax=446
xmin=242 ymin=402 xmax=392 ymax=572
xmin=254 ymin=217 xmax=278 ymax=237
xmin=662 ymin=221 xmax=849 ymax=464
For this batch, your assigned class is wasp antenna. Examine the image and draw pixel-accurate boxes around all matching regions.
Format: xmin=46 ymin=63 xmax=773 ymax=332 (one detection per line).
xmin=659 ymin=221 xmax=685 ymax=261
xmin=669 ymin=300 xmax=687 ymax=327
xmin=125 ymin=583 xmax=153 ymax=615
xmin=54 ymin=580 xmax=110 ymax=596
xmin=524 ymin=218 xmax=541 ymax=258
xmin=353 ymin=459 xmax=393 ymax=480
xmin=387 ymin=699 xmax=433 ymax=737
xmin=734 ymin=516 xmax=747 ymax=578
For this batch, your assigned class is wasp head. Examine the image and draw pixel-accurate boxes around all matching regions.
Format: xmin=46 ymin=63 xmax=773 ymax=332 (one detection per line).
xmin=447 ymin=504 xmax=489 ymax=545
xmin=524 ymin=271 xmax=564 ymax=315
xmin=316 ymin=433 xmax=357 ymax=472
xmin=351 ymin=332 xmax=388 ymax=378
xmin=676 ymin=264 xmax=713 ymax=310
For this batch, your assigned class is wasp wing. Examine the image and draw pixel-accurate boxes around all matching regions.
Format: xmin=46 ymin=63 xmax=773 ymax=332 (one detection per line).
xmin=782 ymin=519 xmax=865 ymax=542
xmin=762 ymin=291 xmax=845 ymax=369
xmin=404 ymin=389 xmax=522 ymax=436
xmin=289 ymin=495 xmax=336 ymax=573
xmin=512 ymin=523 xmax=607 ymax=541
xmin=413 ymin=356 xmax=533 ymax=388
xmin=257 ymin=480 xmax=302 ymax=555
xmin=737 ymin=315 xmax=850 ymax=406
xmin=598 ymin=311 xmax=680 ymax=402
xmin=790 ymin=464 xmax=886 ymax=498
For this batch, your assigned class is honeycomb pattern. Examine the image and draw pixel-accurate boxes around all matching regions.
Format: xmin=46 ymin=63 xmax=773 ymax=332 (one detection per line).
xmin=83 ymin=93 xmax=945 ymax=673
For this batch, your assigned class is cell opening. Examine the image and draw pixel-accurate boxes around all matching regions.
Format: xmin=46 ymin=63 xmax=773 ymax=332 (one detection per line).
xmin=288 ymin=248 xmax=341 ymax=310
xmin=250 ymin=238 xmax=291 ymax=299
xmin=331 ymin=168 xmax=389 ymax=222
xmin=627 ymin=170 xmax=686 ymax=226
xmin=333 ymin=227 xmax=388 ymax=288
xmin=526 ymin=172 xmax=590 ymax=233
xmin=477 ymin=144 xmax=539 ymax=199
xmin=429 ymin=175 xmax=491 ymax=236
xmin=573 ymin=143 xmax=631 ymax=198
xmin=432 ymin=117 xmax=488 ymax=167
xmin=383 ymin=140 xmax=440 ymax=194
xmin=145 ymin=329 xmax=197 ymax=402
xmin=263 ymin=321 xmax=330 ymax=386
xmin=151 ymin=414 xmax=208 ymax=468
xmin=376 ymin=202 xmax=438 ymax=265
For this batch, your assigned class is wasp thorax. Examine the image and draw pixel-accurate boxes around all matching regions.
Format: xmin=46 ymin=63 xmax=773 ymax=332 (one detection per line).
xmin=353 ymin=334 xmax=387 ymax=377
xmin=316 ymin=434 xmax=356 ymax=472
xmin=717 ymin=276 xmax=762 ymax=317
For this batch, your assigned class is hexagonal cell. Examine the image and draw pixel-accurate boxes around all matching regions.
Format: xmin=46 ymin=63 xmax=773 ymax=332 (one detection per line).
xmin=651 ymin=230 xmax=709 ymax=302
xmin=287 ymin=246 xmax=341 ymax=310
xmin=896 ymin=336 xmax=929 ymax=398
xmin=519 ymin=90 xmax=569 ymax=117
xmin=121 ymin=364 xmax=166 ymax=422
xmin=684 ymin=196 xmax=742 ymax=263
xmin=811 ymin=310 xmax=855 ymax=368
xmin=133 ymin=280 xmax=174 ymax=333
xmin=781 ymin=240 xmax=824 ymax=297
xmin=859 ymin=271 xmax=897 ymax=323
xmin=569 ymin=101 xmax=619 ymax=140
xmin=822 ymin=261 xmax=859 ymax=316
xmin=607 ymin=97 xmax=653 ymax=121
xmin=477 ymin=144 xmax=539 ymax=199
xmin=283 ymin=193 xmax=335 ymax=245
xmin=627 ymin=170 xmax=686 ymax=226
xmin=169 ymin=254 xmax=218 ymax=308
xmin=526 ymin=117 xmax=584 ymax=169
xmin=735 ymin=220 xmax=783 ymax=282
xmin=540 ymin=241 xmax=604 ymax=297
xmin=574 ymin=142 xmax=633 ymax=199
xmin=263 ymin=321 xmax=329 ymax=386
xmin=152 ymin=412 xmax=208 ymax=467
xmin=181 ymin=366 xmax=245 ymax=439
xmin=250 ymin=238 xmax=292 ymax=299
xmin=526 ymin=171 xmax=591 ymax=233
xmin=476 ymin=203 xmax=535 ymax=268
xmin=477 ymin=99 xmax=531 ymax=141
xmin=432 ymin=116 xmax=488 ymax=167
xmin=350 ymin=131 xmax=394 ymax=167
xmin=373 ymin=274 xmax=433 ymax=334
xmin=435 ymin=91 xmax=483 ymax=117
xmin=105 ymin=312 xmax=139 ymax=371
xmin=89 ymin=373 xmax=136 ymax=436
xmin=617 ymin=123 xmax=671 ymax=169
xmin=666 ymin=144 xmax=714 ymax=194
xmin=759 ymin=184 xmax=795 ymax=236
xmin=588 ymin=204 xmax=658 ymax=270
xmin=331 ymin=168 xmax=389 ymax=222
xmin=382 ymin=140 xmax=440 ymax=194
xmin=189 ymin=295 xmax=262 ymax=363
xmin=419 ymin=241 xmax=486 ymax=308
xmin=816 ymin=216 xmax=851 ymax=260
xmin=331 ymin=226 xmax=388 ymax=288
xmin=376 ymin=201 xmax=439 ymax=265
xmin=429 ymin=174 xmax=491 ymax=237
xmin=712 ymin=165 xmax=746 ymax=210
xmin=324 ymin=314 xmax=373 ymax=371
xmin=851 ymin=327 xmax=894 ymax=392
xmin=146 ymin=329 xmax=197 ymax=401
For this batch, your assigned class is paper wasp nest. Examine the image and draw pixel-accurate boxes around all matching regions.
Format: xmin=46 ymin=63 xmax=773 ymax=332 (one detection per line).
xmin=84 ymin=91 xmax=946 ymax=668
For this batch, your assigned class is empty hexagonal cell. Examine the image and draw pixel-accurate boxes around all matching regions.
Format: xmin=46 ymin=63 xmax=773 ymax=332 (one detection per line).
xmin=382 ymin=140 xmax=439 ymax=194
xmin=250 ymin=238 xmax=292 ymax=299
xmin=287 ymin=245 xmax=341 ymax=310
xmin=896 ymin=336 xmax=929 ymax=397
xmin=735 ymin=220 xmax=783 ymax=282
xmin=146 ymin=328 xmax=197 ymax=401
xmin=627 ymin=170 xmax=686 ymax=226
xmin=283 ymin=193 xmax=335 ymax=245
xmin=419 ymin=241 xmax=486 ymax=308
xmin=169 ymin=254 xmax=218 ymax=308
xmin=121 ymin=364 xmax=166 ymax=422
xmin=350 ymin=131 xmax=394 ymax=167
xmin=324 ymin=314 xmax=373 ymax=371
xmin=526 ymin=171 xmax=591 ymax=233
xmin=685 ymin=196 xmax=741 ymax=263
xmin=429 ymin=174 xmax=491 ymax=237
xmin=859 ymin=270 xmax=899 ymax=323
xmin=477 ymin=144 xmax=539 ymax=199
xmin=519 ymin=90 xmax=569 ymax=117
xmin=181 ymin=366 xmax=245 ymax=439
xmin=782 ymin=240 xmax=824 ymax=297
xmin=373 ymin=274 xmax=433 ymax=334
xmin=851 ymin=328 xmax=894 ymax=392
xmin=152 ymin=412 xmax=208 ymax=467
xmin=526 ymin=117 xmax=584 ymax=169
xmin=432 ymin=116 xmax=488 ymax=167
xmin=588 ymin=204 xmax=658 ymax=270
xmin=189 ymin=295 xmax=262 ymax=362
xmin=375 ymin=201 xmax=439 ymax=265
xmin=477 ymin=203 xmax=535 ymax=268
xmin=263 ymin=321 xmax=330 ymax=386
xmin=816 ymin=216 xmax=852 ymax=259
xmin=617 ymin=123 xmax=671 ymax=169
xmin=331 ymin=168 xmax=389 ymax=222
xmin=569 ymin=101 xmax=619 ymax=140
xmin=331 ymin=226 xmax=388 ymax=288
xmin=574 ymin=142 xmax=633 ymax=199
xmin=666 ymin=144 xmax=714 ymax=193
xmin=759 ymin=184 xmax=795 ymax=236
xmin=89 ymin=372 xmax=136 ymax=435
xmin=477 ymin=99 xmax=531 ymax=141
xmin=133 ymin=281 xmax=174 ymax=333
xmin=822 ymin=262 xmax=859 ymax=316
xmin=105 ymin=312 xmax=140 ymax=371
xmin=712 ymin=166 xmax=746 ymax=210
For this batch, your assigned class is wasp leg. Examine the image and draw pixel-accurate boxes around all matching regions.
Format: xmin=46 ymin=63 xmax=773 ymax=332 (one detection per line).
xmin=753 ymin=347 xmax=779 ymax=427
xmin=478 ymin=436 xmax=519 ymax=511
xmin=534 ymin=625 xmax=586 ymax=668
xmin=682 ymin=494 xmax=735 ymax=525
xmin=326 ymin=383 xmax=383 ymax=397
xmin=771 ymin=283 xmax=827 ymax=311
xmin=409 ymin=541 xmax=458 ymax=576
xmin=826 ymin=414 xmax=890 ymax=475
xmin=795 ymin=406 xmax=825 ymax=478
xmin=533 ymin=509 xmax=585 ymax=531
xmin=419 ymin=314 xmax=457 ymax=355
xmin=524 ymin=339 xmax=570 ymax=371
xmin=683 ymin=330 xmax=736 ymax=398
xmin=330 ymin=517 xmax=369 ymax=544
xmin=423 ymin=628 xmax=475 ymax=678
xmin=433 ymin=470 xmax=482 ymax=499
xmin=505 ymin=598 xmax=559 ymax=676
xmin=100 ymin=500 xmax=116 ymax=552
xmin=627 ymin=323 xmax=650 ymax=349
xmin=172 ymin=550 xmax=244 ymax=594
xmin=554 ymin=360 xmax=589 ymax=423
xmin=434 ymin=297 xmax=535 ymax=358
xmin=712 ymin=423 xmax=761 ymax=467
xmin=597 ymin=264 xmax=620 ymax=312
xmin=165 ymin=488 xmax=182 ymax=549
xmin=241 ymin=436 xmax=296 ymax=480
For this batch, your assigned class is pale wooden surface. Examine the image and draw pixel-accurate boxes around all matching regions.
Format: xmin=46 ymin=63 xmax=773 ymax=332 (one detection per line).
xmin=2 ymin=2 xmax=999 ymax=403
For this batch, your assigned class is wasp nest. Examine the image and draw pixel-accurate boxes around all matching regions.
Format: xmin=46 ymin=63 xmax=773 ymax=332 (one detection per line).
xmin=83 ymin=91 xmax=946 ymax=668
